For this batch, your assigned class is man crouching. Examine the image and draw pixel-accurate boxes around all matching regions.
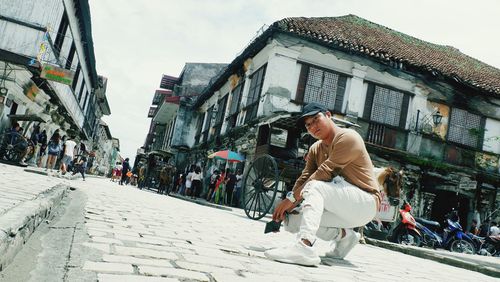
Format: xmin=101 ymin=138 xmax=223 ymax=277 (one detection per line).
xmin=265 ymin=102 xmax=381 ymax=266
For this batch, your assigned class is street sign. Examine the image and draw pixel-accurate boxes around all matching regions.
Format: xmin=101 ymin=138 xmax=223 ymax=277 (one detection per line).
xmin=459 ymin=178 xmax=477 ymax=190
xmin=40 ymin=64 xmax=75 ymax=85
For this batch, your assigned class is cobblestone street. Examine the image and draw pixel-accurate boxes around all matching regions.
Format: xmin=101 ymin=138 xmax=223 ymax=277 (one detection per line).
xmin=1 ymin=170 xmax=496 ymax=282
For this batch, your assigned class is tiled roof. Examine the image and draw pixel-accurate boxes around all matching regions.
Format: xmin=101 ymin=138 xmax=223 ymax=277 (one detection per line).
xmin=274 ymin=15 xmax=500 ymax=96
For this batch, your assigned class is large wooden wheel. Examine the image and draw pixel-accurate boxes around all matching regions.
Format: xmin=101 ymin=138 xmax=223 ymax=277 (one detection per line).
xmin=0 ymin=132 xmax=23 ymax=162
xmin=242 ymin=155 xmax=279 ymax=220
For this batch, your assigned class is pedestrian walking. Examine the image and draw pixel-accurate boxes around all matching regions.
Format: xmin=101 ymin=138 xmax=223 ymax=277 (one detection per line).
xmin=265 ymin=102 xmax=381 ymax=266
xmin=213 ymin=170 xmax=226 ymax=204
xmin=233 ymin=169 xmax=243 ymax=207
xmin=120 ymin=158 xmax=131 ymax=185
xmin=45 ymin=130 xmax=61 ymax=172
xmin=60 ymin=136 xmax=77 ymax=175
xmin=37 ymin=130 xmax=48 ymax=168
xmin=191 ymin=166 xmax=203 ymax=198
xmin=184 ymin=168 xmax=194 ymax=196
xmin=71 ymin=155 xmax=87 ymax=180
xmin=225 ymin=168 xmax=237 ymax=206
xmin=206 ymin=170 xmax=219 ymax=201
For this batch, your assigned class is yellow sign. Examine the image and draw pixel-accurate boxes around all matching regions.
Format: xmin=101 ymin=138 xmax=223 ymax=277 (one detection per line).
xmin=24 ymin=81 xmax=40 ymax=101
xmin=40 ymin=64 xmax=75 ymax=85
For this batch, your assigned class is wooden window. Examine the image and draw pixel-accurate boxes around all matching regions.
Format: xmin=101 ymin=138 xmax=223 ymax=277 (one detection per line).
xmin=65 ymin=43 xmax=76 ymax=69
xmin=203 ymin=105 xmax=214 ymax=142
xmin=213 ymin=95 xmax=228 ymax=137
xmin=54 ymin=12 xmax=69 ymax=56
xmin=296 ymin=64 xmax=347 ymax=113
xmin=246 ymin=66 xmax=266 ymax=106
xmin=71 ymin=63 xmax=80 ymax=91
xmin=448 ymin=108 xmax=483 ymax=148
xmin=78 ymin=82 xmax=86 ymax=102
xmin=152 ymin=92 xmax=164 ymax=105
xmin=364 ymin=84 xmax=410 ymax=128
xmin=195 ymin=113 xmax=205 ymax=144
xmin=227 ymin=82 xmax=244 ymax=130
xmin=244 ymin=65 xmax=266 ymax=123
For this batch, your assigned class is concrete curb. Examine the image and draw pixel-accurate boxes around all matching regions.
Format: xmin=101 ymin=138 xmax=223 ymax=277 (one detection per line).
xmin=24 ymin=168 xmax=80 ymax=180
xmin=0 ymin=183 xmax=69 ymax=272
xmin=168 ymin=193 xmax=233 ymax=212
xmin=365 ymin=238 xmax=500 ymax=278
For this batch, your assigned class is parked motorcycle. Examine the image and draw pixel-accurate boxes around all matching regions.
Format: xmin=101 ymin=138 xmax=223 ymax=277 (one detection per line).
xmin=471 ymin=234 xmax=500 ymax=256
xmin=415 ymin=216 xmax=476 ymax=254
xmin=389 ymin=202 xmax=422 ymax=246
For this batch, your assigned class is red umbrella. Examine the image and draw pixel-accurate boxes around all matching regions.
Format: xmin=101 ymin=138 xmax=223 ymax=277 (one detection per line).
xmin=208 ymin=150 xmax=245 ymax=163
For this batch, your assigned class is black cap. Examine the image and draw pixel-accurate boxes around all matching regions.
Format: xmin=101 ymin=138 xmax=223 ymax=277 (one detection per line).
xmin=296 ymin=102 xmax=328 ymax=127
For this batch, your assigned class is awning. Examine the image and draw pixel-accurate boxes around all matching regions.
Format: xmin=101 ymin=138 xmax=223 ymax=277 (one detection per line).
xmin=8 ymin=114 xmax=46 ymax=123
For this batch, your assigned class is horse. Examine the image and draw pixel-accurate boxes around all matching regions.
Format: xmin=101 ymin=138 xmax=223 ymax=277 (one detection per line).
xmin=359 ymin=166 xmax=404 ymax=243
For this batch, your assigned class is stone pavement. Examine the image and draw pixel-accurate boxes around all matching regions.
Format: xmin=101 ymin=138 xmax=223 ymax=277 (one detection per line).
xmin=44 ymin=177 xmax=499 ymax=282
xmin=0 ymin=163 xmax=70 ymax=271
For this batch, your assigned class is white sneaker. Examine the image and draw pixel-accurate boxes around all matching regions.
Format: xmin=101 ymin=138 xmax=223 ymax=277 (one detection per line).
xmin=284 ymin=212 xmax=341 ymax=242
xmin=19 ymin=160 xmax=28 ymax=166
xmin=325 ymin=229 xmax=360 ymax=259
xmin=264 ymin=240 xmax=320 ymax=266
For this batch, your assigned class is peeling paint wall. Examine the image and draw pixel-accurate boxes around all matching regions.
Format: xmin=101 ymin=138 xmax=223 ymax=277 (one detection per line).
xmin=484 ymin=118 xmax=500 ymax=154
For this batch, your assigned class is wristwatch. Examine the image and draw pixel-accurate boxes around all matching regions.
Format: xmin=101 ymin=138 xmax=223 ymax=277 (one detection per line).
xmin=286 ymin=191 xmax=297 ymax=203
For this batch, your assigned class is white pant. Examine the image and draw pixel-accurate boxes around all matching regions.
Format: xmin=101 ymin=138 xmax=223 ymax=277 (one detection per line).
xmin=297 ymin=176 xmax=377 ymax=243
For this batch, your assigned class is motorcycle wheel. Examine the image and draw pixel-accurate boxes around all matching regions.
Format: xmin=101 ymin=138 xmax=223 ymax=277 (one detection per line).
xmin=397 ymin=229 xmax=421 ymax=246
xmin=480 ymin=243 xmax=496 ymax=256
xmin=450 ymin=239 xmax=475 ymax=254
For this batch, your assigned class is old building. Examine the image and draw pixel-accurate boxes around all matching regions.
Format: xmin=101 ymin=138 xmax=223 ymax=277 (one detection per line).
xmin=142 ymin=63 xmax=227 ymax=169
xmin=0 ymin=0 xmax=111 ymax=162
xmin=186 ymin=15 xmax=499 ymax=226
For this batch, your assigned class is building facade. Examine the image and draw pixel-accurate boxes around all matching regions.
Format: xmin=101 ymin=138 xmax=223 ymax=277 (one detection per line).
xmin=186 ymin=15 xmax=500 ymax=227
xmin=0 ymin=0 xmax=111 ymax=162
xmin=142 ymin=63 xmax=227 ymax=169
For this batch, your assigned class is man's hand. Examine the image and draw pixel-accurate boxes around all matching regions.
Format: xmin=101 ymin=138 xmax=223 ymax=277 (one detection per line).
xmin=272 ymin=199 xmax=295 ymax=222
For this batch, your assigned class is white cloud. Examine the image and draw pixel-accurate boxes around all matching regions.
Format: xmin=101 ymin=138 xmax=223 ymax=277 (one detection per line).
xmin=89 ymin=0 xmax=500 ymax=164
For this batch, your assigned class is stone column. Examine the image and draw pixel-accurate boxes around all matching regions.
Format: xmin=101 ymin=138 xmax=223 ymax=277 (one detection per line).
xmin=346 ymin=63 xmax=367 ymax=119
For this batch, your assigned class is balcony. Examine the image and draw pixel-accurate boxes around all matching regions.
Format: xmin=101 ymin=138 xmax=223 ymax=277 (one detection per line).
xmin=364 ymin=120 xmax=408 ymax=151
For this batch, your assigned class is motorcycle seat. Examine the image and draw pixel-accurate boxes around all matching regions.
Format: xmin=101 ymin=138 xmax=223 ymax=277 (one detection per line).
xmin=415 ymin=217 xmax=440 ymax=228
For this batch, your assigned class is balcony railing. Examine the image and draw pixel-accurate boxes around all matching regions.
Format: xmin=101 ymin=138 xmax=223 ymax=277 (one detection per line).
xmin=363 ymin=120 xmax=408 ymax=151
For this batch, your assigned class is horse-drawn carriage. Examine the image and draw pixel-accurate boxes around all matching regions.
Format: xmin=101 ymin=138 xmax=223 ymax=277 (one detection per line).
xmin=135 ymin=150 xmax=174 ymax=193
xmin=240 ymin=114 xmax=386 ymax=220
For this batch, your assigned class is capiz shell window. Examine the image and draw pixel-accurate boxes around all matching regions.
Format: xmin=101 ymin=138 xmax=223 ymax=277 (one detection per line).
xmin=304 ymin=67 xmax=340 ymax=109
xmin=448 ymin=108 xmax=482 ymax=148
xmin=370 ymin=86 xmax=404 ymax=126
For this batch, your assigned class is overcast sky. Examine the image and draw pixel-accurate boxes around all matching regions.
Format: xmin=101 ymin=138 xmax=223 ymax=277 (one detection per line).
xmin=88 ymin=0 xmax=500 ymax=163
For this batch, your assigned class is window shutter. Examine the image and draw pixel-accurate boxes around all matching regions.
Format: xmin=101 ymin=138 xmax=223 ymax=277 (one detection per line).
xmin=399 ymin=94 xmax=410 ymax=128
xmin=333 ymin=75 xmax=347 ymax=113
xmin=363 ymin=83 xmax=375 ymax=119
xmin=478 ymin=116 xmax=486 ymax=149
xmin=295 ymin=64 xmax=309 ymax=103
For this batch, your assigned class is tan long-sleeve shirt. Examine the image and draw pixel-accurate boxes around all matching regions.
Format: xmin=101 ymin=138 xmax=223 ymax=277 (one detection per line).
xmin=293 ymin=127 xmax=381 ymax=203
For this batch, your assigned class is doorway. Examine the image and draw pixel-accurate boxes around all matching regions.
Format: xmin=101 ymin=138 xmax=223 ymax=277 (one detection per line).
xmin=431 ymin=189 xmax=470 ymax=228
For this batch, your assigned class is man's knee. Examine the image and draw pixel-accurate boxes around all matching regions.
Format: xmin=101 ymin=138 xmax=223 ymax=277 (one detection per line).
xmin=301 ymin=180 xmax=324 ymax=199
